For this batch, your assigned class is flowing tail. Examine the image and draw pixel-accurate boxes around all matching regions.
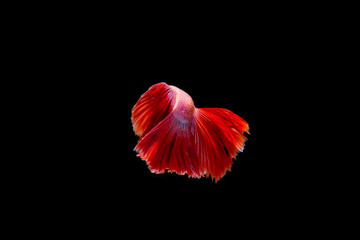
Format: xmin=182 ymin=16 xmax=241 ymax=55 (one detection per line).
xmin=131 ymin=82 xmax=249 ymax=182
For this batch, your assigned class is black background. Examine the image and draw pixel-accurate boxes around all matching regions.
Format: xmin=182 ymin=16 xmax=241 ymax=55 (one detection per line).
xmin=10 ymin=3 xmax=344 ymax=236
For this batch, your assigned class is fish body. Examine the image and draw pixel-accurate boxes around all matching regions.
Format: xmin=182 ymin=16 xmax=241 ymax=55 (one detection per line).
xmin=132 ymin=82 xmax=249 ymax=182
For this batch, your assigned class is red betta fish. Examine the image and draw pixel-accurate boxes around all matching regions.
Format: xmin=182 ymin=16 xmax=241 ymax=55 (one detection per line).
xmin=131 ymin=82 xmax=249 ymax=182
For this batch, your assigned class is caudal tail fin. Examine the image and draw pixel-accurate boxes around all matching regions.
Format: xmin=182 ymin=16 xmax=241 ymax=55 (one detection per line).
xmin=132 ymin=83 xmax=249 ymax=182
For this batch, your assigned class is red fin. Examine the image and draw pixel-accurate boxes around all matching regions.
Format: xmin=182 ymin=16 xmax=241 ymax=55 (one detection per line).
xmin=135 ymin=114 xmax=199 ymax=177
xmin=195 ymin=108 xmax=249 ymax=181
xmin=134 ymin=106 xmax=249 ymax=182
xmin=131 ymin=82 xmax=175 ymax=137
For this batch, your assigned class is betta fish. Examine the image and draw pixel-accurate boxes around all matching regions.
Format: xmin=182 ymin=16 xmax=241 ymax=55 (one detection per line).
xmin=131 ymin=82 xmax=249 ymax=182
